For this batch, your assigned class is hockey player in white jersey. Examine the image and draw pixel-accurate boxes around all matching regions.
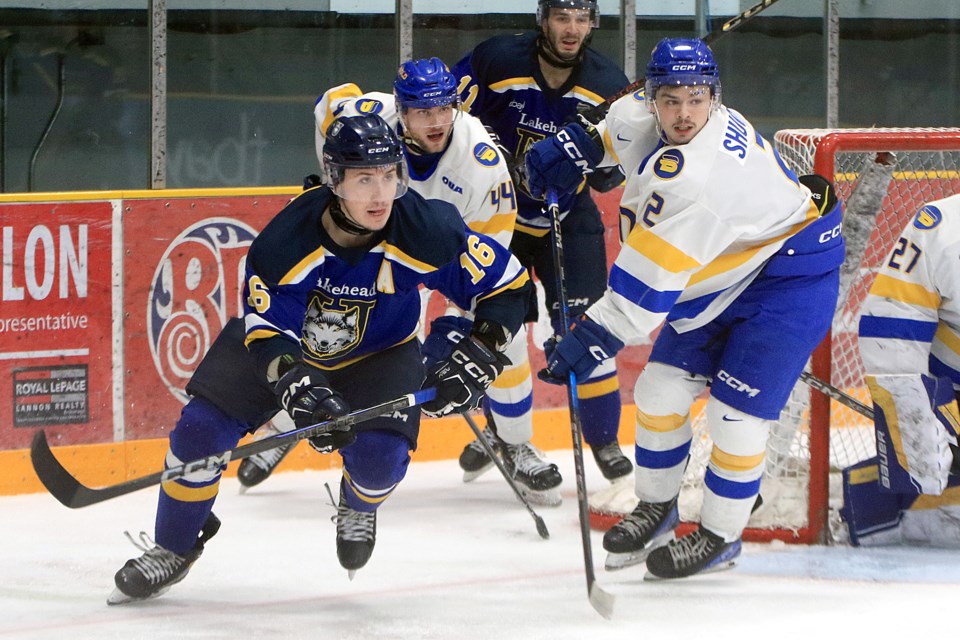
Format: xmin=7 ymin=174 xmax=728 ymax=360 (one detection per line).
xmin=842 ymin=194 xmax=960 ymax=546
xmin=525 ymin=38 xmax=844 ymax=578
xmin=238 ymin=58 xmax=564 ymax=505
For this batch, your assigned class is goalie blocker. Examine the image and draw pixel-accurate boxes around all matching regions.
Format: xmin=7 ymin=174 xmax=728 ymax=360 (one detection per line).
xmin=841 ymin=373 xmax=960 ymax=546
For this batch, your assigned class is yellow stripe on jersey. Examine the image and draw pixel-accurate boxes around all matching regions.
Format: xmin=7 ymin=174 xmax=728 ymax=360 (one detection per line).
xmin=476 ymin=270 xmax=531 ymax=302
xmin=935 ymin=323 xmax=960 ymax=357
xmin=570 ymin=86 xmax=604 ymax=105
xmin=319 ymin=83 xmax=363 ymax=135
xmin=467 ymin=212 xmax=516 ymax=240
xmin=492 ymin=361 xmax=532 ymax=389
xmin=688 ymin=202 xmax=819 ymax=286
xmin=577 ymin=375 xmax=620 ymax=399
xmin=308 ymin=333 xmax=419 ymax=371
xmin=710 ymin=447 xmax=765 ymax=473
xmin=636 ymin=409 xmax=688 ymax=433
xmin=383 ymin=243 xmax=437 ymax=274
xmin=515 ymin=222 xmax=552 ymax=237
xmin=279 ymin=247 xmax=327 ymax=285
xmin=489 ymin=77 xmax=537 ymax=92
xmin=244 ymin=328 xmax=280 ymax=348
xmin=869 ymin=274 xmax=941 ymax=309
xmin=626 ymin=228 xmax=702 ymax=273
xmin=161 ymin=479 xmax=220 ymax=503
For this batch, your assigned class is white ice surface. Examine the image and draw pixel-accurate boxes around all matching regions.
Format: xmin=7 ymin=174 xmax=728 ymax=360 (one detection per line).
xmin=2 ymin=454 xmax=958 ymax=640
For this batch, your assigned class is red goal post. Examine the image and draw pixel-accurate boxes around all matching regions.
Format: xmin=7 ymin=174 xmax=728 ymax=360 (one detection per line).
xmin=589 ymin=127 xmax=960 ymax=544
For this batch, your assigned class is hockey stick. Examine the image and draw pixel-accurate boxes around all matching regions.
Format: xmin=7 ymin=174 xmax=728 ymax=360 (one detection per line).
xmin=546 ymin=188 xmax=615 ymax=620
xmin=460 ymin=411 xmax=550 ymax=539
xmin=30 ymin=388 xmax=437 ymax=509
xmin=799 ymin=370 xmax=874 ymax=420
xmin=579 ymin=0 xmax=785 ymax=124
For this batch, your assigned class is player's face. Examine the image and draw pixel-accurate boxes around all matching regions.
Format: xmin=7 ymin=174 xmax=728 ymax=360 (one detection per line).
xmin=401 ymin=104 xmax=457 ymax=154
xmin=337 ymin=165 xmax=399 ymax=231
xmin=542 ymin=8 xmax=593 ymax=61
xmin=653 ymin=85 xmax=713 ymax=145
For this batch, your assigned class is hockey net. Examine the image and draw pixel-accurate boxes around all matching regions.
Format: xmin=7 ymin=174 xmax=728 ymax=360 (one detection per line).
xmin=589 ymin=127 xmax=960 ymax=543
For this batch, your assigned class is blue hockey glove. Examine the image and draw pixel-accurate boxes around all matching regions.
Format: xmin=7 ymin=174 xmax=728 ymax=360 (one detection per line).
xmin=421 ymin=335 xmax=510 ymax=418
xmin=275 ymin=362 xmax=352 ymax=452
xmin=538 ymin=316 xmax=624 ymax=385
xmin=421 ymin=315 xmax=474 ymax=369
xmin=524 ymin=123 xmax=603 ymax=200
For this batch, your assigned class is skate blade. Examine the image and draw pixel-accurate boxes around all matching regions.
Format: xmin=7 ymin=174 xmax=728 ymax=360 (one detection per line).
xmin=106 ymin=585 xmax=169 ymax=606
xmin=347 ymin=569 xmax=357 ymax=581
xmin=518 ymin=486 xmax=562 ymax=507
xmin=462 ymin=462 xmax=494 ymax=483
xmin=643 ymin=558 xmax=739 ymax=582
xmin=603 ymin=532 xmax=674 ymax=571
xmin=238 ymin=483 xmax=250 ymax=495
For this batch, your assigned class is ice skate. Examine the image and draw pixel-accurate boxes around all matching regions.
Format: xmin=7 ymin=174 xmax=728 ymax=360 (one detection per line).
xmin=501 ymin=441 xmax=563 ymax=506
xmin=237 ymin=420 xmax=295 ymax=492
xmin=108 ymin=513 xmax=220 ymax=605
xmin=458 ymin=425 xmax=499 ymax=482
xmin=590 ymin=440 xmax=633 ymax=481
xmin=602 ymin=497 xmax=678 ymax=570
xmin=645 ymin=526 xmax=741 ymax=580
xmin=336 ymin=492 xmax=377 ymax=579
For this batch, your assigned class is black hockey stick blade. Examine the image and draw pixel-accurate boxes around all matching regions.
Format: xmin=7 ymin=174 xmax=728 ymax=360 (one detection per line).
xmin=460 ymin=411 xmax=549 ymax=539
xmin=31 ymin=388 xmax=437 ymax=509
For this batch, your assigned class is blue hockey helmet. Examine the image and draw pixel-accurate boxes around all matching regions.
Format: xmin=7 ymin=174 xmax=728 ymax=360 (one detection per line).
xmin=394 ymin=57 xmax=459 ymax=111
xmin=323 ymin=114 xmax=408 ymax=199
xmin=644 ymin=38 xmax=721 ymax=102
xmin=537 ymin=0 xmax=599 ymax=28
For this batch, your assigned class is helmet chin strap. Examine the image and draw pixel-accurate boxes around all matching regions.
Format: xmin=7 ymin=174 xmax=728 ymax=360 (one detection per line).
xmin=328 ymin=197 xmax=375 ymax=236
xmin=536 ymin=32 xmax=589 ymax=70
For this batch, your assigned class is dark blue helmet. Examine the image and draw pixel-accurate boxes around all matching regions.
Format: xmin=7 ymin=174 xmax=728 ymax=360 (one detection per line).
xmin=394 ymin=57 xmax=459 ymax=110
xmin=537 ymin=0 xmax=599 ymax=27
xmin=645 ymin=38 xmax=720 ymax=101
xmin=323 ymin=114 xmax=408 ymax=198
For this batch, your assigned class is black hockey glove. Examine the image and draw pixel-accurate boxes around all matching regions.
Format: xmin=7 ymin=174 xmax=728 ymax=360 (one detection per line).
xmin=538 ymin=315 xmax=623 ymax=385
xmin=420 ymin=315 xmax=474 ymax=369
xmin=274 ymin=362 xmax=353 ymax=452
xmin=421 ymin=335 xmax=510 ymax=418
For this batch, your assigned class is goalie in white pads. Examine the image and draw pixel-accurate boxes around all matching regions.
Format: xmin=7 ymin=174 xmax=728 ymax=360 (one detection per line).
xmin=844 ymin=193 xmax=960 ymax=546
xmin=526 ymin=38 xmax=844 ymax=579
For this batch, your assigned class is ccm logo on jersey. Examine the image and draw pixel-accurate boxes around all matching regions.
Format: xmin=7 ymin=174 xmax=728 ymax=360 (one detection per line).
xmin=819 ymin=222 xmax=842 ymax=243
xmin=716 ymin=370 xmax=760 ymax=397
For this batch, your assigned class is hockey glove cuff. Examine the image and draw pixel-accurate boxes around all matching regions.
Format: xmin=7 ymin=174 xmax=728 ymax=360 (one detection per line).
xmin=421 ymin=315 xmax=474 ymax=369
xmin=538 ymin=316 xmax=624 ymax=385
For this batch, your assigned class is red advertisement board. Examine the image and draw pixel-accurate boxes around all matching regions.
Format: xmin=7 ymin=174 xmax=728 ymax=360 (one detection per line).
xmin=121 ymin=195 xmax=293 ymax=441
xmin=0 ymin=201 xmax=115 ymax=448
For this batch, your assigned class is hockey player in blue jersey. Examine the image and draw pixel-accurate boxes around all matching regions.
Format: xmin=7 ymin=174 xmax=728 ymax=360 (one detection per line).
xmin=451 ymin=0 xmax=633 ymax=496
xmin=526 ymin=38 xmax=844 ymax=579
xmin=107 ymin=114 xmax=529 ymax=604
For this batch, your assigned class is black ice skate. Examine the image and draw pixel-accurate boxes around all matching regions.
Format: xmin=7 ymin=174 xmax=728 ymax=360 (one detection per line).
xmin=501 ymin=441 xmax=563 ymax=506
xmin=107 ymin=513 xmax=220 ymax=605
xmin=590 ymin=440 xmax=633 ymax=481
xmin=237 ymin=421 xmax=295 ymax=492
xmin=602 ymin=497 xmax=679 ymax=570
xmin=645 ymin=526 xmax=742 ymax=580
xmin=458 ymin=425 xmax=499 ymax=482
xmin=336 ymin=492 xmax=377 ymax=580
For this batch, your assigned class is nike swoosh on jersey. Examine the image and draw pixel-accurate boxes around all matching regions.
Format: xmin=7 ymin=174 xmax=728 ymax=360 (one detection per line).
xmin=616 ymin=133 xmax=631 ymax=142
xmin=721 ymin=415 xmax=743 ymax=422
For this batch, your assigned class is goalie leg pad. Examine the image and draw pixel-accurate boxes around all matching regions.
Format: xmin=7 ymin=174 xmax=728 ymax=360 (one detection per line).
xmin=866 ymin=373 xmax=957 ymax=495
xmin=841 ymin=457 xmax=907 ymax=546
xmin=633 ymin=362 xmax=708 ymax=503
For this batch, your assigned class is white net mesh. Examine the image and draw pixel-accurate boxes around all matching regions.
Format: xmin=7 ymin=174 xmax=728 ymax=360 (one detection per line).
xmin=676 ymin=128 xmax=960 ymax=540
